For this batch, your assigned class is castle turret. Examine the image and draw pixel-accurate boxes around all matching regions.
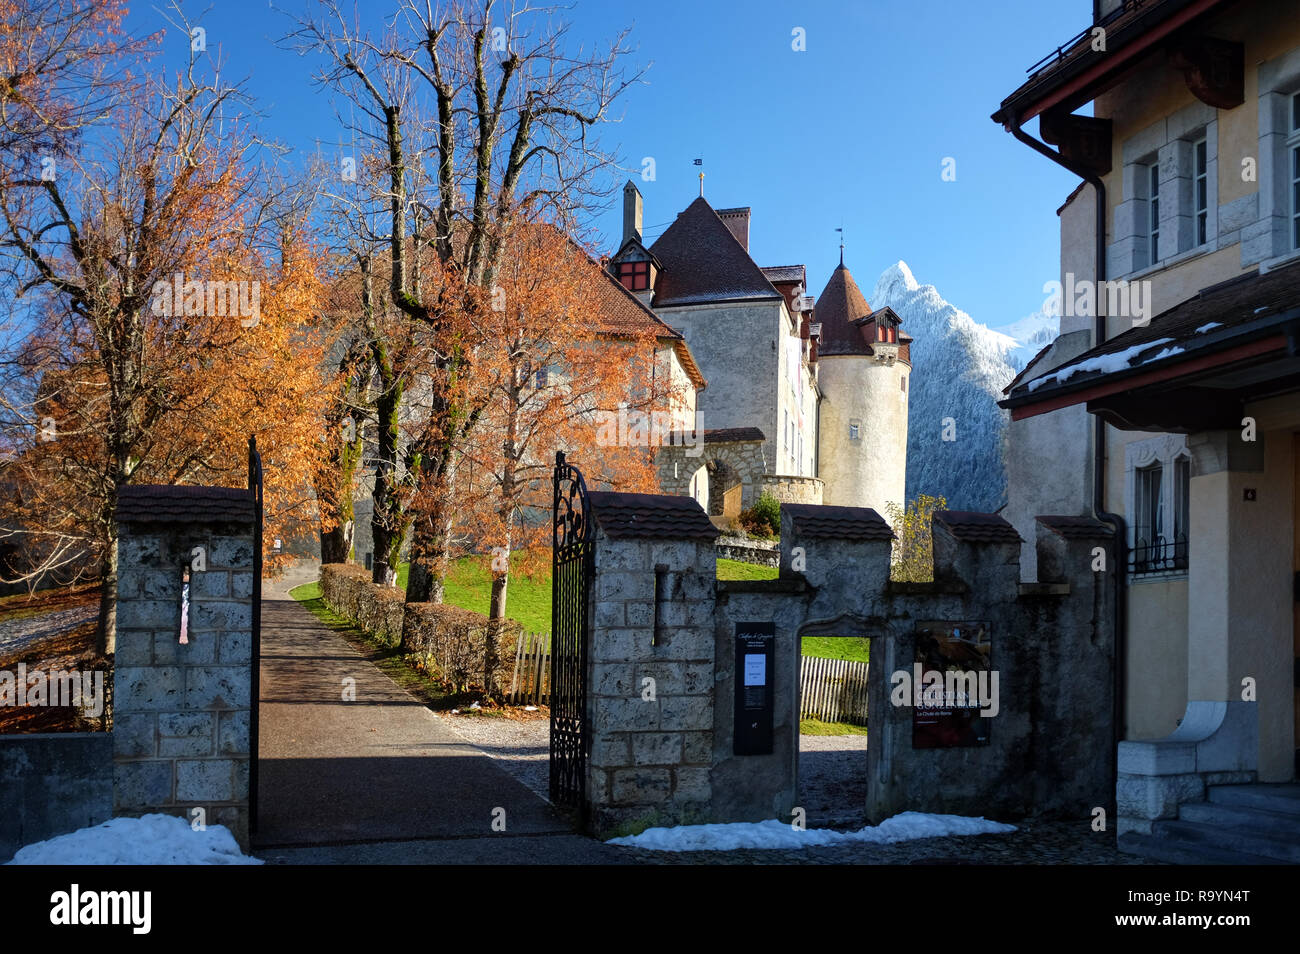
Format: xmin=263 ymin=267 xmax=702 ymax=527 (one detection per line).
xmin=814 ymin=263 xmax=910 ymax=519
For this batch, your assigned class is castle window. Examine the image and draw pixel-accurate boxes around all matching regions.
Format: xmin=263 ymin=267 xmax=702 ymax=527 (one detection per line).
xmin=1147 ymin=161 xmax=1161 ymax=264
xmin=1193 ymin=137 xmax=1208 ymax=246
xmin=1291 ymin=91 xmax=1300 ymax=250
xmin=848 ymin=421 xmax=860 ymax=442
xmin=900 ymin=374 xmax=907 ymax=393
xmin=618 ymin=260 xmax=650 ymax=291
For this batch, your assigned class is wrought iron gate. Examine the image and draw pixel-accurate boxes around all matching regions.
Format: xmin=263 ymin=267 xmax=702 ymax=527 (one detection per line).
xmin=247 ymin=436 xmax=263 ymax=835
xmin=550 ymin=451 xmax=592 ymax=815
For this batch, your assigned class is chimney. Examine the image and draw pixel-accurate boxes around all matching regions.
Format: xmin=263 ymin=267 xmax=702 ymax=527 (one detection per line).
xmin=716 ymin=207 xmax=750 ymax=252
xmin=623 ymin=181 xmax=643 ymax=245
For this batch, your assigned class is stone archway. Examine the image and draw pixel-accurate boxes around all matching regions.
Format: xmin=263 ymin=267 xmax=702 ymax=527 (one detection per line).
xmin=654 ymin=431 xmax=768 ymax=512
xmin=706 ymin=458 xmax=743 ymax=518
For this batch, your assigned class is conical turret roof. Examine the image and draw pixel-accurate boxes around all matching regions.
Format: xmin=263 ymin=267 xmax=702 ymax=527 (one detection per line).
xmin=814 ymin=263 xmax=875 ymax=356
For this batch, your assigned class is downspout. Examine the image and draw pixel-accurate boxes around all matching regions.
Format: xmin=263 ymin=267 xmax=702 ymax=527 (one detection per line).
xmin=1008 ymin=114 xmax=1128 ymax=805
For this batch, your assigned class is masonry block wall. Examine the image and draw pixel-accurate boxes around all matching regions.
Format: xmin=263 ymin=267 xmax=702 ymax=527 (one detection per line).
xmin=112 ymin=485 xmax=255 ymax=846
xmin=583 ymin=492 xmax=1118 ymax=833
xmin=585 ymin=492 xmax=719 ymax=836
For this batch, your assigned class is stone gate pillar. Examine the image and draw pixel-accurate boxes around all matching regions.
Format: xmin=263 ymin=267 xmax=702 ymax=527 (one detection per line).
xmin=112 ymin=485 xmax=256 ymax=846
xmin=584 ymin=491 xmax=719 ymax=837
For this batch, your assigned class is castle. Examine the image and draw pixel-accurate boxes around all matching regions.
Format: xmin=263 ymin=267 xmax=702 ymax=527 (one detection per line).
xmin=608 ymin=181 xmax=911 ymax=522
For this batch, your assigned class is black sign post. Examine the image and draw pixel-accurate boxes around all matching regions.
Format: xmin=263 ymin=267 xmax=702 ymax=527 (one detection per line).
xmin=734 ymin=621 xmax=775 ymax=755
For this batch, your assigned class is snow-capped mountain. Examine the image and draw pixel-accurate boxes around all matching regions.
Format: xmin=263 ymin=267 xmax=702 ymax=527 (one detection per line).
xmin=870 ymin=261 xmax=1033 ymax=513
xmin=993 ymin=301 xmax=1061 ymax=373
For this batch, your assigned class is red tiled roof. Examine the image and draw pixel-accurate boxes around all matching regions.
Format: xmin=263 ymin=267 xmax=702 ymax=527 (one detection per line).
xmin=934 ymin=511 xmax=1022 ymax=544
xmin=587 ymin=491 xmax=719 ymax=541
xmin=592 ymin=259 xmax=707 ymax=390
xmin=648 ymin=197 xmax=783 ymax=308
xmin=784 ymin=504 xmax=894 ymax=541
xmin=1036 ymin=515 xmax=1115 ymax=539
xmin=814 ymin=264 xmax=877 ymax=357
xmin=116 ymin=485 xmax=256 ymax=524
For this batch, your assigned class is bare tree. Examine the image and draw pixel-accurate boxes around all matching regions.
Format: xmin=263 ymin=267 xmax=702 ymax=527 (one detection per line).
xmin=0 ymin=7 xmax=318 ymax=653
xmin=287 ymin=0 xmax=643 ymax=602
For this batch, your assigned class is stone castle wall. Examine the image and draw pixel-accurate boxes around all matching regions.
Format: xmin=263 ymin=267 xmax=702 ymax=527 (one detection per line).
xmin=582 ymin=493 xmax=1115 ymax=837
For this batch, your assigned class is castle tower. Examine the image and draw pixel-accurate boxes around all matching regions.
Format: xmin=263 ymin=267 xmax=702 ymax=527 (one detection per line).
xmin=814 ymin=263 xmax=910 ymax=519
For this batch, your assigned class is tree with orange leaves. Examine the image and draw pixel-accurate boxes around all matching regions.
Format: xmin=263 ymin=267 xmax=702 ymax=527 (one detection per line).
xmin=452 ymin=219 xmax=687 ymax=696
xmin=0 ymin=8 xmax=330 ymax=655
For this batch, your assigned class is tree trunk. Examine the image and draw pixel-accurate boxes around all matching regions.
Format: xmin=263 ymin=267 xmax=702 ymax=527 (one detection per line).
xmin=404 ymin=479 xmax=454 ymax=604
xmin=319 ymin=518 xmax=353 ymax=565
xmin=95 ymin=540 xmax=117 ymax=658
xmin=485 ymin=546 xmax=509 ymax=702
xmin=370 ymin=384 xmax=403 ymax=585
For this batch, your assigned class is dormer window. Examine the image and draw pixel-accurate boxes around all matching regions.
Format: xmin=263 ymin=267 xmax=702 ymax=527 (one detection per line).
xmin=876 ymin=321 xmax=896 ymax=343
xmin=618 ymin=260 xmax=650 ymax=291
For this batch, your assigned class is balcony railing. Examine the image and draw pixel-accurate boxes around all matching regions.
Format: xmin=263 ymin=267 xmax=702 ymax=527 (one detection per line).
xmin=1025 ymin=0 xmax=1149 ymax=76
xmin=1130 ymin=532 xmax=1188 ymax=576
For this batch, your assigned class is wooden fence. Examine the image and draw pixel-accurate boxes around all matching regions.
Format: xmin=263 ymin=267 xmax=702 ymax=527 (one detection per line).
xmin=508 ymin=631 xmax=550 ymax=706
xmin=799 ymin=656 xmax=869 ymax=726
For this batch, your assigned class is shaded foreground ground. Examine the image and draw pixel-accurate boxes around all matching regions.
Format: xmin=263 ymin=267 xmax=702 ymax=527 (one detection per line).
xmin=255 ymin=588 xmax=1140 ymax=864
xmin=255 ymin=596 xmax=577 ymax=855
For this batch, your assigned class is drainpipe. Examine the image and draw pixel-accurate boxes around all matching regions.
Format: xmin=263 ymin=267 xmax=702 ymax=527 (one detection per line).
xmin=1008 ymin=114 xmax=1128 ymax=804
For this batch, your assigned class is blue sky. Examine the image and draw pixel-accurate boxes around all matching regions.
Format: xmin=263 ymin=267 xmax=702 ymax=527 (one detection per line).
xmin=124 ymin=0 xmax=1090 ymax=328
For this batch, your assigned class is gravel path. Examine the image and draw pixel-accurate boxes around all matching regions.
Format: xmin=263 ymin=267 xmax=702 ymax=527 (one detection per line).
xmin=436 ymin=710 xmax=552 ymax=802
xmin=798 ymin=733 xmax=870 ymax=828
xmin=0 ymin=604 xmax=98 ymax=660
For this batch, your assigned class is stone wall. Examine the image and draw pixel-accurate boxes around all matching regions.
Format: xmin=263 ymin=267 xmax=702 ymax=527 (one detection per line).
xmin=580 ymin=492 xmax=1117 ymax=835
xmin=112 ymin=487 xmax=256 ymax=847
xmin=758 ymin=474 xmax=823 ymax=505
xmin=715 ymin=537 xmax=779 ymax=568
xmin=656 ymin=437 xmax=768 ymax=511
xmin=587 ymin=529 xmax=718 ymax=836
xmin=0 ymin=733 xmax=112 ymax=861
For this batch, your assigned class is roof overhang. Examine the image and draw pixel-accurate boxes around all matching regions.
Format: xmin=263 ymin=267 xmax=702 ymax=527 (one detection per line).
xmin=1002 ymin=310 xmax=1300 ymax=432
xmin=992 ymin=0 xmax=1235 ymax=126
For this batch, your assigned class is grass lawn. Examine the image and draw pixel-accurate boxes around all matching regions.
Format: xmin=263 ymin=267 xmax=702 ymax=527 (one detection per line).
xmin=716 ymin=557 xmax=777 ymax=581
xmin=799 ymin=717 xmax=868 ymax=736
xmin=392 ymin=552 xmax=551 ymax=633
xmin=801 ymin=635 xmax=869 ymax=664
xmin=387 ymin=554 xmax=778 ymax=632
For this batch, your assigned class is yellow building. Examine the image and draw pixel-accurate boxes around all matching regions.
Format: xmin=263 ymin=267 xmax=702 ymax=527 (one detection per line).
xmin=995 ymin=0 xmax=1300 ymax=862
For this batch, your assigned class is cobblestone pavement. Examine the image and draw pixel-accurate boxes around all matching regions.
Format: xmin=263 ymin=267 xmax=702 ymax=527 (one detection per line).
xmin=0 ymin=604 xmax=98 ymax=660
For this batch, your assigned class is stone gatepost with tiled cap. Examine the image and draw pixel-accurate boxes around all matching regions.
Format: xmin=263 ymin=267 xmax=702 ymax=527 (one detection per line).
xmin=112 ymin=485 xmax=256 ymax=847
xmin=584 ymin=490 xmax=719 ymax=837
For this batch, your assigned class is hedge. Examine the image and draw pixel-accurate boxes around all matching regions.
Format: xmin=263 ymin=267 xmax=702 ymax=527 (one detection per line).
xmin=319 ymin=563 xmax=404 ymax=645
xmin=318 ymin=563 xmax=522 ymax=694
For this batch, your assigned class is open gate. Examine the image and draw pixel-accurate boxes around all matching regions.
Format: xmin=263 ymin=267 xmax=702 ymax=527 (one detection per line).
xmin=550 ymin=451 xmax=592 ymax=816
xmin=247 ymin=436 xmax=263 ymax=835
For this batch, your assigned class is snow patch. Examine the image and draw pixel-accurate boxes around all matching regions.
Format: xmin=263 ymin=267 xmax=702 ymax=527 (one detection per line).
xmin=607 ymin=812 xmax=1016 ymax=852
xmin=7 ymin=814 xmax=262 ymax=865
xmin=1028 ymin=338 xmax=1174 ymax=391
